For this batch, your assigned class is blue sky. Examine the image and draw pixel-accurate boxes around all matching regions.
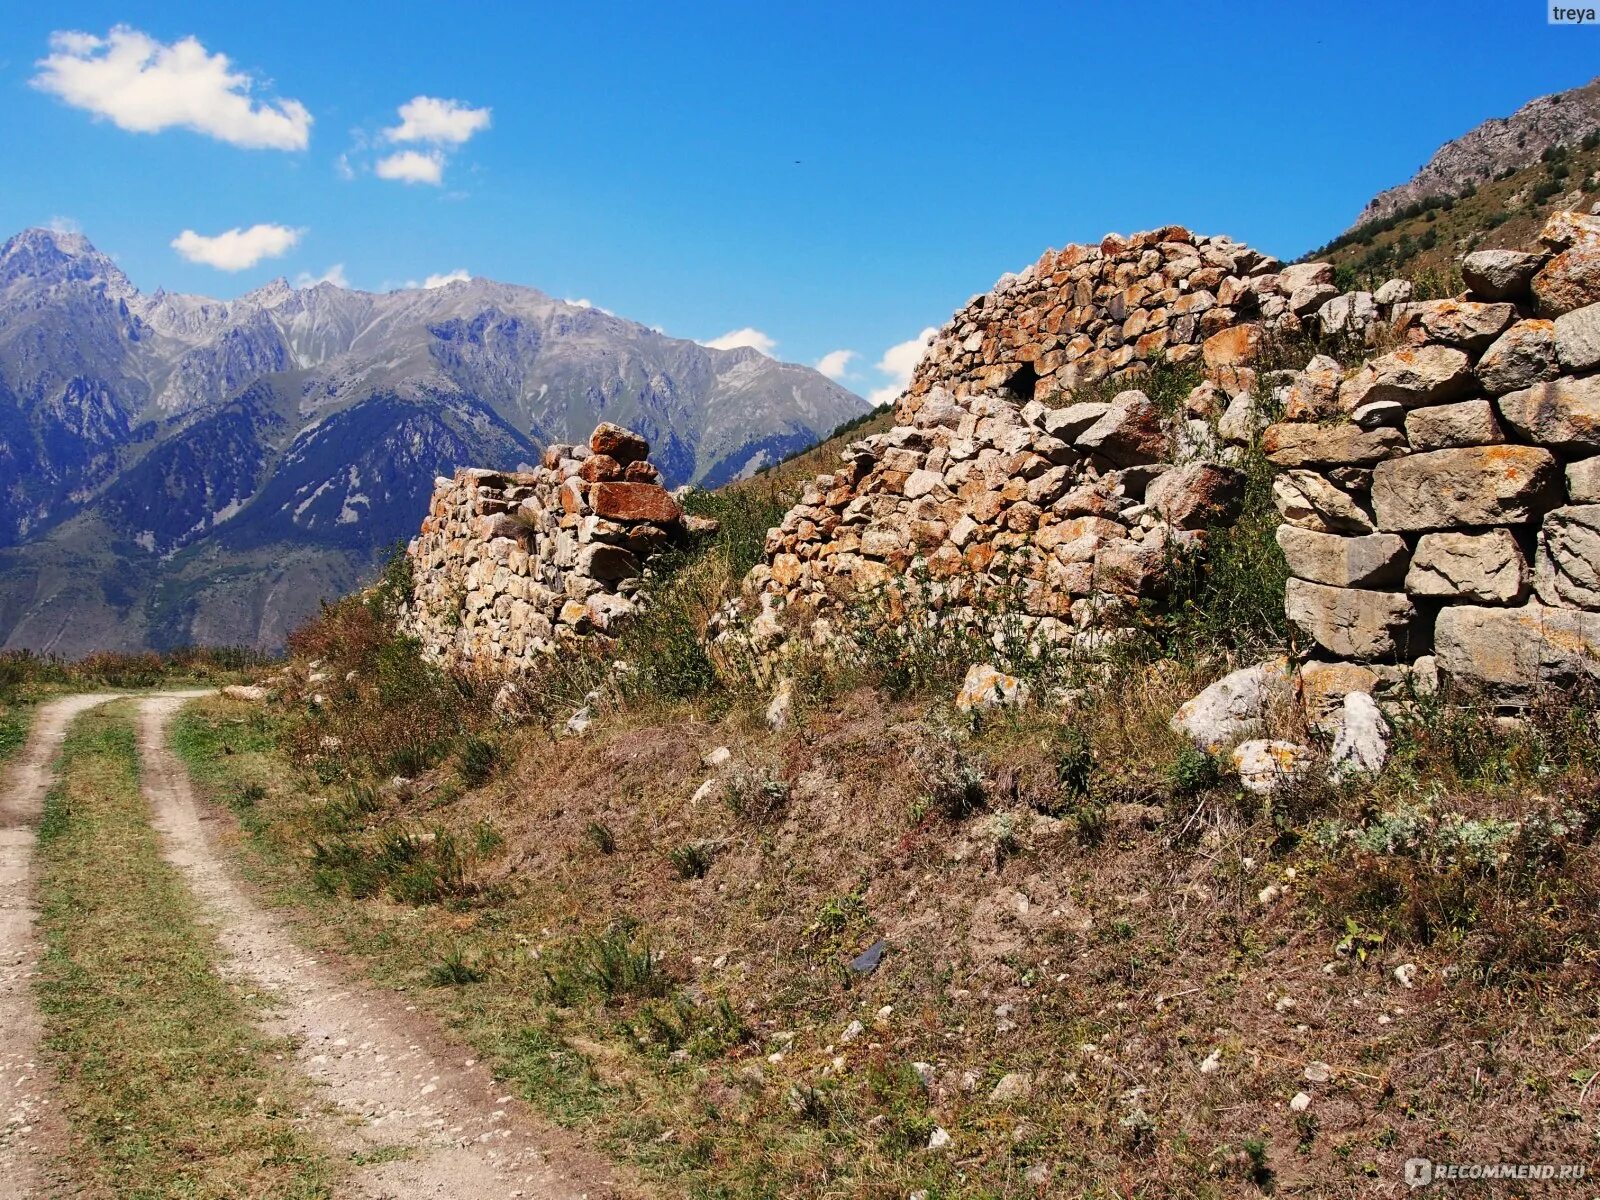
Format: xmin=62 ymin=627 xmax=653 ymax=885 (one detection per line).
xmin=1 ymin=1 xmax=1595 ymax=401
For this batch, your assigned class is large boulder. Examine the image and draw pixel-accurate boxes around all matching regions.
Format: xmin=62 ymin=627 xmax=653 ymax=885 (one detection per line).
xmin=590 ymin=481 xmax=684 ymax=523
xmin=1405 ymin=530 xmax=1529 ymax=603
xmin=1261 ymin=423 xmax=1407 ymax=468
xmin=1275 ymin=527 xmax=1408 ymax=588
xmin=1076 ymin=391 xmax=1171 ymax=466
xmin=1474 ymin=320 xmax=1560 ymax=396
xmin=1533 ymin=245 xmax=1600 ymax=317
xmin=1497 ymin=375 xmax=1600 ymax=451
xmin=1170 ymin=657 xmax=1295 ymax=753
xmin=1534 ymin=504 xmax=1600 ymax=609
xmin=1400 ymin=299 xmax=1516 ymax=351
xmin=1434 ymin=603 xmax=1600 ymax=699
xmin=1145 ymin=462 xmax=1246 ymax=530
xmin=1285 ymin=579 xmax=1416 ymax=660
xmin=1337 ymin=345 xmax=1474 ymax=410
xmin=1231 ymin=739 xmax=1315 ymax=795
xmin=1554 ymin=303 xmax=1600 ymax=372
xmin=1370 ymin=446 xmax=1558 ymax=532
xmin=1462 ymin=249 xmax=1547 ymax=301
xmin=1403 ymin=400 xmax=1504 ymax=450
xmin=1569 ymin=457 xmax=1600 ymax=502
xmin=590 ymin=422 xmax=651 ymax=464
xmin=1318 ymin=292 xmax=1378 ymax=338
xmin=1272 ymin=470 xmax=1375 ymax=533
xmin=1328 ymin=691 xmax=1390 ymax=778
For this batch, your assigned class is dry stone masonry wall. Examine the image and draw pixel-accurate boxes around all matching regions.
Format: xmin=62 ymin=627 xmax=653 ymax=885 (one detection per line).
xmin=1270 ymin=211 xmax=1600 ymax=706
xmin=405 ymin=423 xmax=684 ymax=672
xmin=743 ymin=225 xmax=1418 ymax=657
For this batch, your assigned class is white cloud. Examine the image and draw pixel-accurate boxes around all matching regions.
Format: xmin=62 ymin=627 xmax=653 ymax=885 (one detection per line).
xmin=701 ymin=327 xmax=777 ymax=356
xmin=375 ymin=149 xmax=444 ymax=185
xmin=33 ymin=26 xmax=310 ymax=150
xmin=565 ymin=298 xmax=614 ymax=315
xmin=295 ymin=263 xmax=348 ymax=288
xmin=171 ymin=223 xmax=301 ymax=271
xmin=386 ymin=96 xmax=491 ymax=145
xmin=48 ymin=215 xmax=82 ymax=235
xmin=334 ymin=152 xmax=355 ymax=181
xmin=423 ymin=268 xmax=470 ymax=288
xmin=868 ymin=327 xmax=938 ymax=406
xmin=816 ymin=349 xmax=857 ymax=380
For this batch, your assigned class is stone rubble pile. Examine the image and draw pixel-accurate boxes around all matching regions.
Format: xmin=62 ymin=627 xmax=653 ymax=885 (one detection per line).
xmin=405 ymin=422 xmax=684 ymax=672
xmin=1269 ymin=211 xmax=1600 ymax=706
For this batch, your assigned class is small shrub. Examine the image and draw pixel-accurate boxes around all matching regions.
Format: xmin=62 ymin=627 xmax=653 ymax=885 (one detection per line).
xmin=724 ymin=765 xmax=790 ymax=823
xmin=911 ymin=732 xmax=987 ymax=820
xmin=544 ymin=924 xmax=671 ymax=1005
xmin=456 ymin=735 xmax=501 ymax=787
xmin=1169 ymin=745 xmax=1222 ymax=796
xmin=668 ymin=841 xmax=715 ymax=880
xmin=428 ymin=946 xmax=489 ymax=986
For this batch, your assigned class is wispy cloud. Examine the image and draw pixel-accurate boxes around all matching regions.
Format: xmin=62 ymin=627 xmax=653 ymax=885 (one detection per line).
xmin=423 ymin=268 xmax=470 ymax=288
xmin=566 ymin=298 xmax=614 ymax=315
xmin=701 ymin=327 xmax=777 ymax=356
xmin=171 ymin=223 xmax=301 ymax=271
xmin=33 ymin=26 xmax=310 ymax=150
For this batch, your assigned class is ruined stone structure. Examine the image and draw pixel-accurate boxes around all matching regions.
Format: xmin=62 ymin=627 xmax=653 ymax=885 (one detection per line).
xmin=405 ymin=423 xmax=684 ymax=672
xmin=1271 ymin=212 xmax=1600 ymax=706
xmin=741 ymin=225 xmax=1385 ymax=655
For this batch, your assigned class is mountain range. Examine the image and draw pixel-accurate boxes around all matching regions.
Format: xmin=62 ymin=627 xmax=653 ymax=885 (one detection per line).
xmin=0 ymin=228 xmax=866 ymax=655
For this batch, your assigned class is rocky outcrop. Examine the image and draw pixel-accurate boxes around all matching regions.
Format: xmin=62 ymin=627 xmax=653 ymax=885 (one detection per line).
xmin=404 ymin=423 xmax=684 ymax=672
xmin=1272 ymin=212 xmax=1600 ymax=702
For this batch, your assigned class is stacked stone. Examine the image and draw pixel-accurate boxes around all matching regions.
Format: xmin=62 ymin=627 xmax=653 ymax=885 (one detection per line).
xmin=741 ymin=381 xmax=1250 ymax=654
xmin=896 ymin=226 xmax=1394 ymax=423
xmin=1270 ymin=212 xmax=1600 ymax=705
xmin=405 ymin=422 xmax=683 ymax=672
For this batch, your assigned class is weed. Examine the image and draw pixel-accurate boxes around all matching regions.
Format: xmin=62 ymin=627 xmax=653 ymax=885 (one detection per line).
xmin=668 ymin=840 xmax=716 ymax=880
xmin=584 ymin=820 xmax=617 ymax=854
xmin=543 ymin=924 xmax=671 ymax=1005
xmin=429 ymin=945 xmax=490 ymax=986
xmin=457 ymin=735 xmax=502 ymax=786
xmin=724 ymin=765 xmax=790 ymax=823
xmin=1169 ymin=744 xmax=1223 ymax=796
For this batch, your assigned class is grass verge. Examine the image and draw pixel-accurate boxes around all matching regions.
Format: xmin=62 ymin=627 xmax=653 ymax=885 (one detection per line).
xmin=33 ymin=705 xmax=335 ymax=1199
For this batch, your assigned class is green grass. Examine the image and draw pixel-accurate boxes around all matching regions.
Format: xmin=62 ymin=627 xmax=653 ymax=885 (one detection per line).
xmin=33 ymin=706 xmax=336 ymax=1199
xmin=0 ymin=704 xmax=27 ymax=764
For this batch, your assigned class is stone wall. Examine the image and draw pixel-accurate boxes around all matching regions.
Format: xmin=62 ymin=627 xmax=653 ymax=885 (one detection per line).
xmin=405 ymin=423 xmax=684 ymax=672
xmin=1270 ymin=212 xmax=1600 ymax=707
xmin=896 ymin=225 xmax=1386 ymax=421
xmin=741 ymin=225 xmax=1393 ymax=655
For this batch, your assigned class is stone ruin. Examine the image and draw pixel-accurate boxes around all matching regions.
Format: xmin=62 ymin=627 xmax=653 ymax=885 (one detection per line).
xmin=401 ymin=214 xmax=1600 ymax=715
xmin=1268 ymin=211 xmax=1600 ymax=711
xmin=738 ymin=224 xmax=1393 ymax=657
xmin=404 ymin=423 xmax=685 ymax=673
xmin=740 ymin=214 xmax=1600 ymax=707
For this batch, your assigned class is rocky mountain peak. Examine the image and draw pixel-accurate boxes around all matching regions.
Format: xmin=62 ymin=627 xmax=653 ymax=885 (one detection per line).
xmin=0 ymin=226 xmax=135 ymax=297
xmin=1351 ymin=75 xmax=1600 ymax=230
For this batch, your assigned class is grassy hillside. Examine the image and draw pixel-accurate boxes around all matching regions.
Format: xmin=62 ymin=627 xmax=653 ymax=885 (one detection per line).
xmin=1308 ymin=132 xmax=1600 ymax=288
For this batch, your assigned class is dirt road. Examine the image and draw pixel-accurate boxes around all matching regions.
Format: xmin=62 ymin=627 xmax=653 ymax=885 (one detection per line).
xmin=134 ymin=694 xmax=621 ymax=1199
xmin=0 ymin=694 xmax=124 ymax=1198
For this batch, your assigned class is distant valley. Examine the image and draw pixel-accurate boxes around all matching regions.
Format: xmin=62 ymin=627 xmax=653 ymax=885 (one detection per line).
xmin=0 ymin=228 xmax=866 ymax=655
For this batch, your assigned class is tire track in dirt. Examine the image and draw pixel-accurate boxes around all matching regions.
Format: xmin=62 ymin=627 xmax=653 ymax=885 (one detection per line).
xmin=135 ymin=694 xmax=623 ymax=1199
xmin=0 ymin=693 xmax=124 ymax=1199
